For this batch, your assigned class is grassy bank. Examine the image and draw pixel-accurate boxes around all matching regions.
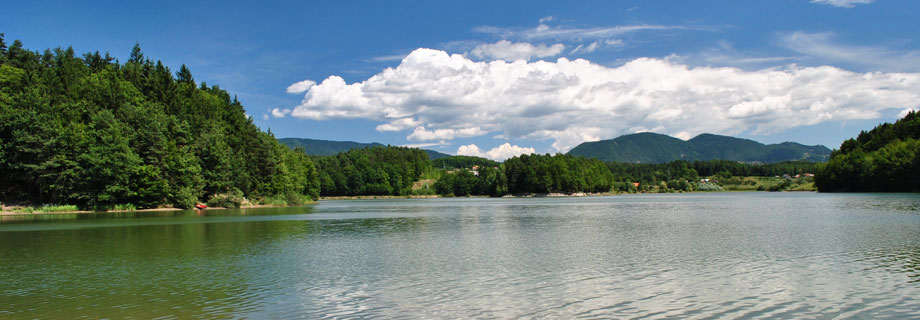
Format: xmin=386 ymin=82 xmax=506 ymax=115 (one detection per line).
xmin=719 ymin=176 xmax=816 ymax=192
xmin=0 ymin=201 xmax=315 ymax=216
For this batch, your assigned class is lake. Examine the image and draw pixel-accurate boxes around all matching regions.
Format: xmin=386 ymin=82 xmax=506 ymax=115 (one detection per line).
xmin=2 ymin=193 xmax=919 ymax=318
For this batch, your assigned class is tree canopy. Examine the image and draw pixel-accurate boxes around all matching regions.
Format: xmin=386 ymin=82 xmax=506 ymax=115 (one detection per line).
xmin=313 ymin=146 xmax=431 ymax=196
xmin=816 ymin=111 xmax=920 ymax=192
xmin=0 ymin=38 xmax=319 ymax=209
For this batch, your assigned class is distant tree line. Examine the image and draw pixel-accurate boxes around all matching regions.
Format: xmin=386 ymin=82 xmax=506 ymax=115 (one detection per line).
xmin=816 ymin=111 xmax=920 ymax=192
xmin=433 ymin=154 xmax=615 ymax=196
xmin=430 ymin=154 xmax=827 ymax=196
xmin=432 ymin=155 xmax=499 ymax=169
xmin=0 ymin=36 xmax=319 ymax=209
xmin=313 ymin=146 xmax=431 ymax=196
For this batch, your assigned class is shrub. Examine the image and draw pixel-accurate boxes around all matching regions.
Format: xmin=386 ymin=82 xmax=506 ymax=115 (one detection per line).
xmin=206 ymin=188 xmax=245 ymax=208
xmin=111 ymin=204 xmax=136 ymax=211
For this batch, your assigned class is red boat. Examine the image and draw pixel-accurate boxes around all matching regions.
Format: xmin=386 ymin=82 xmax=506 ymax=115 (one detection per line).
xmin=194 ymin=204 xmax=207 ymax=210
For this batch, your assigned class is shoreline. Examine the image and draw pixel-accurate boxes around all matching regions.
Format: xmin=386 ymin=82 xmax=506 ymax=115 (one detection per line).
xmin=320 ymin=195 xmax=440 ymax=200
xmin=2 ymin=189 xmax=816 ymax=216
xmin=0 ymin=203 xmax=303 ymax=217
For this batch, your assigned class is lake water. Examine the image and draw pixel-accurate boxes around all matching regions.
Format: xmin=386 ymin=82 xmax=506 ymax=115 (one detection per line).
xmin=2 ymin=193 xmax=919 ymax=318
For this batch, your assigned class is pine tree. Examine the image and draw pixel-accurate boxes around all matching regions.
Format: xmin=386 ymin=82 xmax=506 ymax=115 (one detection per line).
xmin=176 ymin=64 xmax=194 ymax=84
xmin=0 ymin=33 xmax=7 ymax=65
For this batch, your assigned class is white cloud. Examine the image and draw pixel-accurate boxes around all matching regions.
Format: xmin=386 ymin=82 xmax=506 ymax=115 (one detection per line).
xmin=810 ymin=0 xmax=874 ymax=8
xmin=407 ymin=126 xmax=486 ymax=141
xmin=780 ymin=31 xmax=920 ymax=72
xmin=899 ymin=108 xmax=918 ymax=119
xmin=262 ymin=113 xmax=269 ymax=121
xmin=286 ymin=80 xmax=316 ymax=94
xmin=474 ymin=23 xmax=692 ymax=41
xmin=376 ymin=118 xmax=421 ymax=132
xmin=290 ymin=48 xmax=920 ymax=152
xmin=469 ymin=40 xmax=565 ymax=61
xmin=676 ymin=41 xmax=798 ymax=69
xmin=369 ymin=54 xmax=408 ymax=62
xmin=604 ymin=39 xmax=624 ymax=47
xmin=402 ymin=141 xmax=450 ymax=149
xmin=271 ymin=108 xmax=292 ymax=118
xmin=570 ymin=41 xmax=601 ymax=54
xmin=457 ymin=143 xmax=536 ymax=161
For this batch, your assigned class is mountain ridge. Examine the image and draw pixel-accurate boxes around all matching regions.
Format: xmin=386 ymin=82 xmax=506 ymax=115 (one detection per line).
xmin=567 ymin=132 xmax=830 ymax=163
xmin=278 ymin=137 xmax=451 ymax=159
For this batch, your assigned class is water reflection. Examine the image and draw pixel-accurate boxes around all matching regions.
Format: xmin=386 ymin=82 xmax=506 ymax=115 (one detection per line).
xmin=1 ymin=194 xmax=920 ymax=318
xmin=0 ymin=205 xmax=316 ymax=224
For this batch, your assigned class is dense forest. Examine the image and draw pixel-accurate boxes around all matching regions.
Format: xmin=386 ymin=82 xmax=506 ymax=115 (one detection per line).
xmin=433 ymin=153 xmax=616 ymax=196
xmin=313 ymin=146 xmax=432 ymax=196
xmin=432 ymin=155 xmax=499 ymax=169
xmin=505 ymin=154 xmax=615 ymax=194
xmin=429 ymin=154 xmax=822 ymax=196
xmin=0 ymin=36 xmax=320 ymax=210
xmin=816 ymin=111 xmax=920 ymax=192
xmin=605 ymin=160 xmax=818 ymax=186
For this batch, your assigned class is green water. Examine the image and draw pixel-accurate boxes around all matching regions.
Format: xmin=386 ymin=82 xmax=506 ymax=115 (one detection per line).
xmin=2 ymin=193 xmax=919 ymax=318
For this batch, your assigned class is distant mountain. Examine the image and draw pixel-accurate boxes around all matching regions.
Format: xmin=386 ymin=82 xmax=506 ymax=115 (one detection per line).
xmin=277 ymin=138 xmax=451 ymax=159
xmin=567 ymin=132 xmax=831 ymax=163
xmin=423 ymin=149 xmax=452 ymax=160
xmin=278 ymin=138 xmax=383 ymax=156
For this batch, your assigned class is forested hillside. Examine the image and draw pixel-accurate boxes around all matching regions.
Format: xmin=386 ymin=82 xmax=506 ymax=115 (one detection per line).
xmin=567 ymin=132 xmax=830 ymax=163
xmin=277 ymin=138 xmax=382 ymax=156
xmin=0 ymin=36 xmax=319 ymax=209
xmin=816 ymin=111 xmax=920 ymax=192
xmin=277 ymin=137 xmax=451 ymax=159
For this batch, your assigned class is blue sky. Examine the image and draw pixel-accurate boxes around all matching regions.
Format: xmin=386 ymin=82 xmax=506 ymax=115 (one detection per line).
xmin=3 ymin=0 xmax=919 ymax=159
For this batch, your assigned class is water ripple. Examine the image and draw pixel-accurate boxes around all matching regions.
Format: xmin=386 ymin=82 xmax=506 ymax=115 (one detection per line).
xmin=2 ymin=194 xmax=920 ymax=318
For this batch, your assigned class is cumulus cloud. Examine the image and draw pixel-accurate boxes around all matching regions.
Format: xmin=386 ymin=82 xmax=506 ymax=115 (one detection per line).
xmin=271 ymin=108 xmax=292 ymax=118
xmin=376 ymin=118 xmax=421 ymax=132
xmin=407 ymin=126 xmax=486 ymax=141
xmin=286 ymin=80 xmax=316 ymax=94
xmin=470 ymin=40 xmax=565 ymax=61
xmin=289 ymin=48 xmax=920 ymax=152
xmin=457 ymin=143 xmax=536 ymax=161
xmin=810 ymin=0 xmax=874 ymax=8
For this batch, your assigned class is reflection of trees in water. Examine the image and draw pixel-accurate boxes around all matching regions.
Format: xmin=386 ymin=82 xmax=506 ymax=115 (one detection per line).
xmin=314 ymin=217 xmax=431 ymax=235
xmin=0 ymin=210 xmax=355 ymax=318
xmin=0 ymin=206 xmax=317 ymax=224
xmin=835 ymin=196 xmax=920 ymax=213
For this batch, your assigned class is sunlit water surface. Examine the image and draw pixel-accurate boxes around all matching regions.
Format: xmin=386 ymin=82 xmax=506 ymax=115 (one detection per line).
xmin=2 ymin=193 xmax=920 ymax=318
